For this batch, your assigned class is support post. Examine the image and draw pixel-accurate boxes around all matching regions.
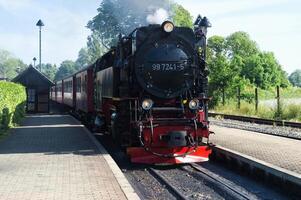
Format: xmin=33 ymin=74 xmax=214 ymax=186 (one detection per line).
xmin=276 ymin=85 xmax=280 ymax=118
xmin=39 ymin=26 xmax=42 ymax=71
xmin=222 ymin=88 xmax=225 ymax=106
xmin=237 ymin=87 xmax=241 ymax=109
xmin=255 ymin=88 xmax=258 ymax=112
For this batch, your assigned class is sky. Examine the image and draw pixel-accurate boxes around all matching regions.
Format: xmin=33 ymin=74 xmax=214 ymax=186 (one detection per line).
xmin=0 ymin=0 xmax=300 ymax=74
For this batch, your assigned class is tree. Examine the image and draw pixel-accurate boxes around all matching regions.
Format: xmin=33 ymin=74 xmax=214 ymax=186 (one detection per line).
xmin=0 ymin=49 xmax=27 ymax=80
xmin=226 ymin=32 xmax=259 ymax=58
xmin=259 ymin=52 xmax=289 ymax=88
xmin=54 ymin=60 xmax=77 ymax=81
xmin=41 ymin=63 xmax=57 ymax=81
xmin=207 ymin=32 xmax=291 ymax=105
xmin=85 ymin=0 xmax=192 ymax=62
xmin=172 ymin=4 xmax=193 ymax=28
xmin=289 ymin=70 xmax=301 ymax=87
xmin=75 ymin=48 xmax=90 ymax=68
xmin=87 ymin=0 xmax=122 ymax=48
xmin=86 ymin=33 xmax=106 ymax=64
xmin=207 ymin=35 xmax=226 ymax=56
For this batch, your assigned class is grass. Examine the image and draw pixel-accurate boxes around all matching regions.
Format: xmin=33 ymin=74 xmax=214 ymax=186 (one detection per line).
xmin=211 ymin=100 xmax=301 ymax=122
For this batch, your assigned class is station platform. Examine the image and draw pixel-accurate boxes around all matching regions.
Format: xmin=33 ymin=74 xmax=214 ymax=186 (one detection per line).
xmin=0 ymin=114 xmax=139 ymax=200
xmin=210 ymin=125 xmax=301 ymax=174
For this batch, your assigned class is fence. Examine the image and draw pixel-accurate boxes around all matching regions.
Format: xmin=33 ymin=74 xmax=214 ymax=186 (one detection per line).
xmin=214 ymin=85 xmax=301 ymax=121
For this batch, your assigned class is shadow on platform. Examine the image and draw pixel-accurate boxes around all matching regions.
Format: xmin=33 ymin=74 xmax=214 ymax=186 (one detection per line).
xmin=0 ymin=114 xmax=100 ymax=156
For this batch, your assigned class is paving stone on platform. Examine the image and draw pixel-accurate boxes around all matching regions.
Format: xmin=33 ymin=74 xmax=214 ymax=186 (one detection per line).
xmin=210 ymin=125 xmax=301 ymax=174
xmin=0 ymin=115 xmax=131 ymax=200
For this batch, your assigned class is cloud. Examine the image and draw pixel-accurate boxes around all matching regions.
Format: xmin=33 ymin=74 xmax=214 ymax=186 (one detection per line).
xmin=176 ymin=0 xmax=289 ymax=18
xmin=0 ymin=0 xmax=96 ymax=66
xmin=0 ymin=0 xmax=32 ymax=13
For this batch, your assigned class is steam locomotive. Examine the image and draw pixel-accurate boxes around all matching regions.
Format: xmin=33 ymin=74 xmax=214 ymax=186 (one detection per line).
xmin=51 ymin=16 xmax=212 ymax=164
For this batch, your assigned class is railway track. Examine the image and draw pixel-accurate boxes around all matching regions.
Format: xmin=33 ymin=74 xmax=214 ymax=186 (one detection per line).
xmin=209 ymin=112 xmax=301 ymax=129
xmin=188 ymin=163 xmax=253 ymax=200
xmin=148 ymin=168 xmax=189 ymax=200
xmin=148 ymin=164 xmax=258 ymax=200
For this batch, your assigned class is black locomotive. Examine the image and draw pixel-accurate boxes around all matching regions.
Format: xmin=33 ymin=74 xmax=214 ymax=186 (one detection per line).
xmin=52 ymin=16 xmax=212 ymax=164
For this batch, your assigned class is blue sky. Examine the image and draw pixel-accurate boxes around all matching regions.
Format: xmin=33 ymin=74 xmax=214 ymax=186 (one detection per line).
xmin=0 ymin=0 xmax=300 ymax=73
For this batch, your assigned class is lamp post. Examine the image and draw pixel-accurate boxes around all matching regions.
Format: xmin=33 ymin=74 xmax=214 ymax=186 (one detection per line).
xmin=36 ymin=19 xmax=44 ymax=72
xmin=33 ymin=57 xmax=37 ymax=68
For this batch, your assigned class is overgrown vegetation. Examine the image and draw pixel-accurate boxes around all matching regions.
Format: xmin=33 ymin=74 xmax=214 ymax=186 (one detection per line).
xmin=212 ymin=100 xmax=301 ymax=122
xmin=211 ymin=85 xmax=301 ymax=121
xmin=0 ymin=81 xmax=26 ymax=137
xmin=0 ymin=49 xmax=27 ymax=80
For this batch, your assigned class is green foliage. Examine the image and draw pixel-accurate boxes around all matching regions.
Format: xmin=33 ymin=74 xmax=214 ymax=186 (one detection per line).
xmin=86 ymin=33 xmax=106 ymax=64
xmin=226 ymin=32 xmax=259 ymax=57
xmin=172 ymin=4 xmax=193 ymax=28
xmin=41 ymin=63 xmax=57 ymax=81
xmin=0 ymin=49 xmax=27 ymax=80
xmin=289 ymin=69 xmax=301 ymax=87
xmin=75 ymin=48 xmax=90 ymax=68
xmin=54 ymin=60 xmax=77 ymax=81
xmin=0 ymin=81 xmax=26 ymax=130
xmin=208 ymin=31 xmax=290 ymax=106
xmin=86 ymin=0 xmax=191 ymax=62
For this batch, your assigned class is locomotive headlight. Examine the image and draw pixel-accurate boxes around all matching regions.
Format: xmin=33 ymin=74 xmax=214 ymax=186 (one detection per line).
xmin=142 ymin=99 xmax=153 ymax=110
xmin=162 ymin=21 xmax=174 ymax=33
xmin=189 ymin=99 xmax=199 ymax=110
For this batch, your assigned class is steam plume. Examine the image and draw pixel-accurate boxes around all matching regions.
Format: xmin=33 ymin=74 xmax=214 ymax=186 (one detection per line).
xmin=146 ymin=8 xmax=169 ymax=24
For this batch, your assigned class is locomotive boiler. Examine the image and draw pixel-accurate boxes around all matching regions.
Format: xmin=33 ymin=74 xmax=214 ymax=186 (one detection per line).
xmin=52 ymin=16 xmax=212 ymax=164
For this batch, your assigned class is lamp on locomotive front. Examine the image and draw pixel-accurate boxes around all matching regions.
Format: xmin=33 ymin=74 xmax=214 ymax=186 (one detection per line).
xmin=161 ymin=20 xmax=174 ymax=33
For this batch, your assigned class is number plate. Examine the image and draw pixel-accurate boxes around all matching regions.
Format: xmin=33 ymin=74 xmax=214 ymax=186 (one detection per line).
xmin=151 ymin=62 xmax=187 ymax=71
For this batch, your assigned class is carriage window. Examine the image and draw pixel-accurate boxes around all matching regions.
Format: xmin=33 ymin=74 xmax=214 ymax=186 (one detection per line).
xmin=83 ymin=75 xmax=87 ymax=92
xmin=76 ymin=77 xmax=81 ymax=92
xmin=65 ymin=81 xmax=72 ymax=93
xmin=96 ymin=79 xmax=101 ymax=109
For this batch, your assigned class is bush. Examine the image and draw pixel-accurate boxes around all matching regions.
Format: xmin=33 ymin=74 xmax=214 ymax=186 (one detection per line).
xmin=282 ymin=104 xmax=301 ymax=121
xmin=0 ymin=81 xmax=26 ymax=130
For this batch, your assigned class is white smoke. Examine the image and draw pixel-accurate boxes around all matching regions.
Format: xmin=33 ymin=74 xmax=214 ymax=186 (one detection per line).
xmin=146 ymin=8 xmax=169 ymax=24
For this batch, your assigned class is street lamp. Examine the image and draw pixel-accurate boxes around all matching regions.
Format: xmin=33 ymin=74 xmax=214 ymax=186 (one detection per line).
xmin=36 ymin=19 xmax=44 ymax=72
xmin=33 ymin=57 xmax=37 ymax=68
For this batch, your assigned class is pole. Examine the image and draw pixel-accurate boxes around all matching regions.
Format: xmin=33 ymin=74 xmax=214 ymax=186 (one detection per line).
xmin=222 ymin=87 xmax=225 ymax=106
xmin=276 ymin=86 xmax=280 ymax=118
xmin=237 ymin=87 xmax=241 ymax=109
xmin=255 ymin=88 xmax=258 ymax=112
xmin=39 ymin=26 xmax=42 ymax=72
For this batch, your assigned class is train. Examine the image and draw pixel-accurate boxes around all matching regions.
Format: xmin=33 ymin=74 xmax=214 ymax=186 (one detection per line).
xmin=51 ymin=17 xmax=213 ymax=164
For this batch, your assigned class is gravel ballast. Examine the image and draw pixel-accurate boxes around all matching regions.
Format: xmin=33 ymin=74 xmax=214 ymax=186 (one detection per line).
xmin=209 ymin=117 xmax=301 ymax=139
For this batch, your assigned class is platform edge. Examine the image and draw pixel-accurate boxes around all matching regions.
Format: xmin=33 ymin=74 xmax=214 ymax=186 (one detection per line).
xmin=212 ymin=145 xmax=301 ymax=187
xmin=70 ymin=116 xmax=140 ymax=200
